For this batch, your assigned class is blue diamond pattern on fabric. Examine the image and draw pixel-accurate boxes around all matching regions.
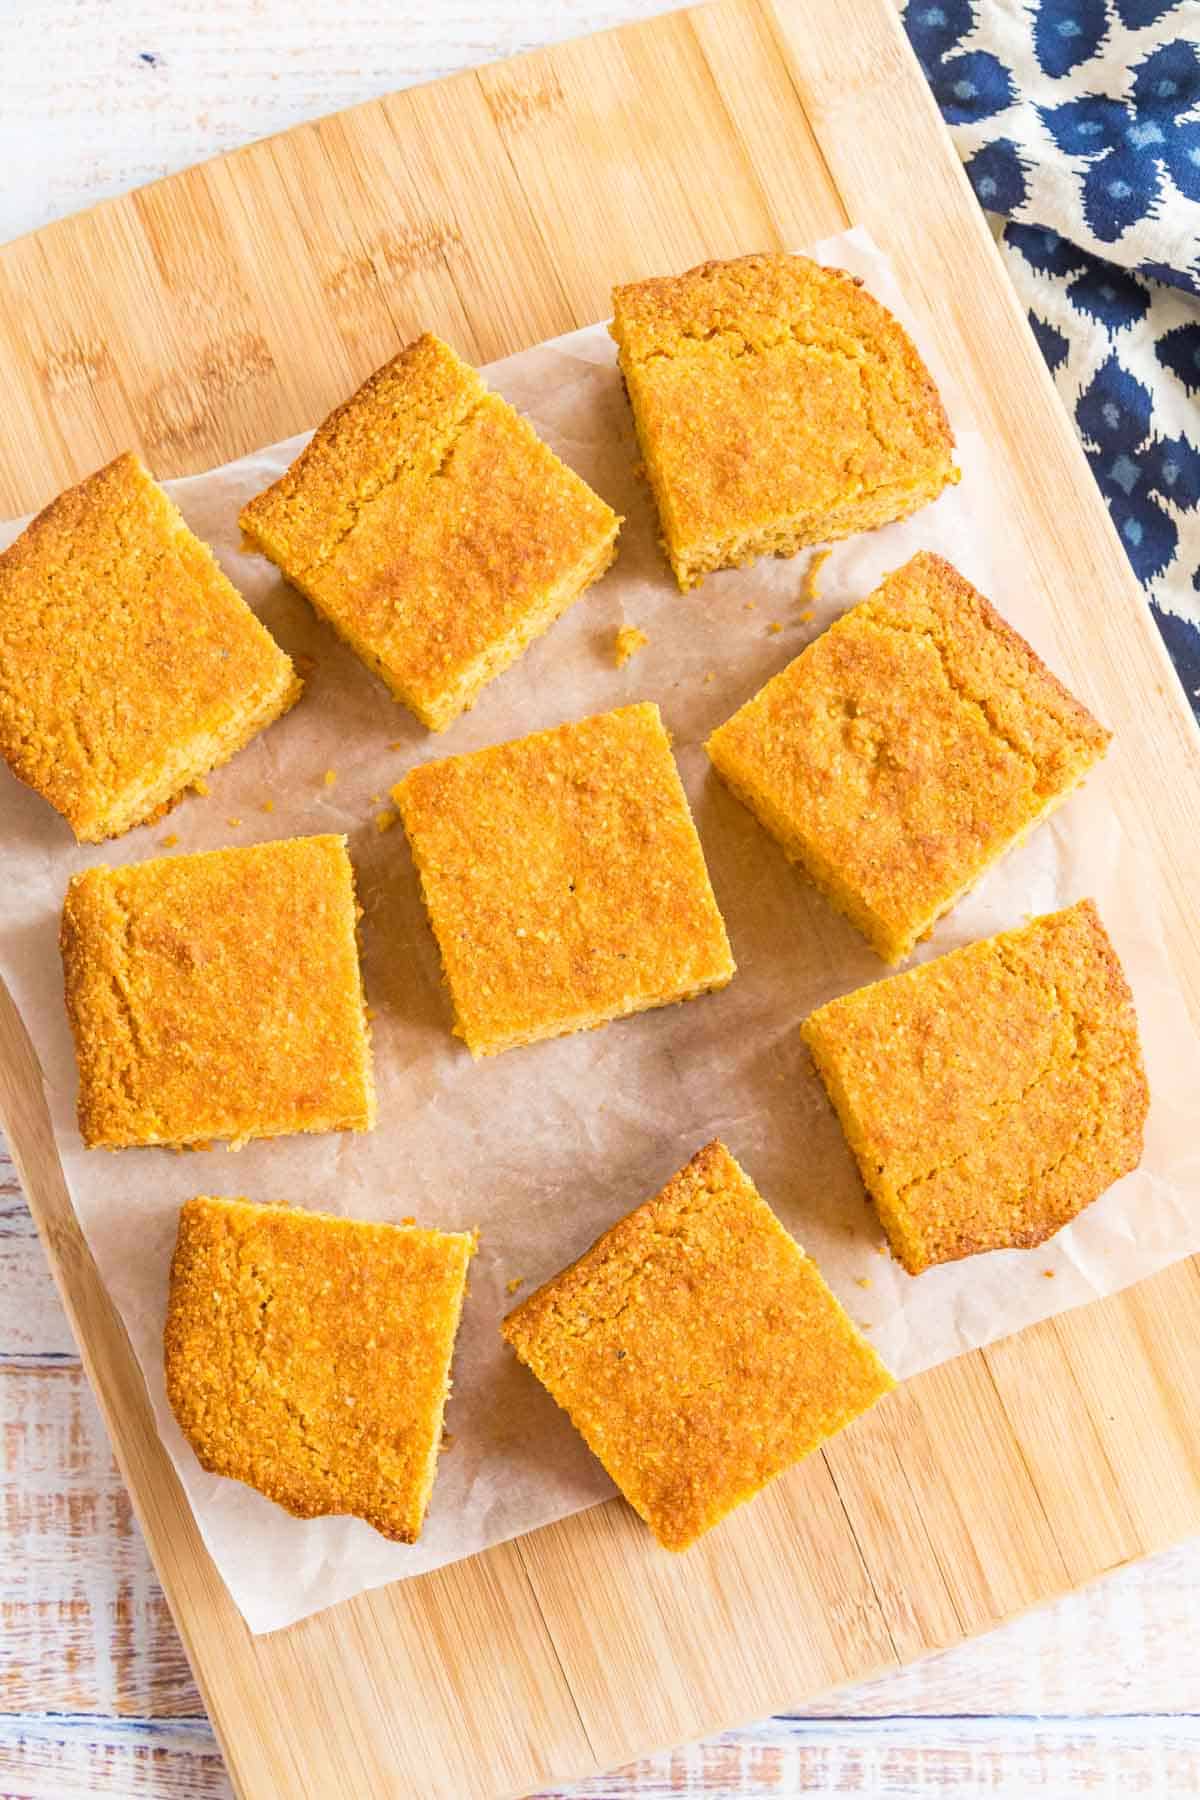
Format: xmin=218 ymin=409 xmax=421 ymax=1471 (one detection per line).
xmin=1034 ymin=0 xmax=1112 ymax=78
xmin=904 ymin=0 xmax=1200 ymax=722
xmin=1155 ymin=321 xmax=1200 ymax=392
xmin=1029 ymin=312 xmax=1073 ymax=370
xmin=965 ymin=137 xmax=1031 ymax=207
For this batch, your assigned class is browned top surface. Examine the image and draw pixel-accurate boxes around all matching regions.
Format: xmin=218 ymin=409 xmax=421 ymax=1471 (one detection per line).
xmin=1 ymin=3 xmax=1199 ymax=1796
xmin=609 ymin=254 xmax=957 ymax=560
xmin=503 ymin=1139 xmax=893 ymax=1549
xmin=801 ymin=899 xmax=1149 ymax=1273
xmin=240 ymin=333 xmax=618 ymax=721
xmin=707 ymin=551 xmax=1111 ymax=959
xmin=393 ymin=702 xmax=734 ymax=1054
xmin=59 ymin=834 xmax=375 ymax=1149
xmin=164 ymin=1195 xmax=474 ymax=1542
xmin=0 ymin=451 xmax=296 ymax=842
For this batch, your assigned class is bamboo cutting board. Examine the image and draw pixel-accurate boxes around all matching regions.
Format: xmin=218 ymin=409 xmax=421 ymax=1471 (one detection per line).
xmin=2 ymin=0 xmax=1199 ymax=1794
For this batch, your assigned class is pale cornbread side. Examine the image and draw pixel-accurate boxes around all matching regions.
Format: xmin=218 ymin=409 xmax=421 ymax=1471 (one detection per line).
xmin=392 ymin=701 xmax=734 ymax=1056
xmin=60 ymin=834 xmax=375 ymax=1149
xmin=239 ymin=333 xmax=620 ymax=730
xmin=707 ymin=552 xmax=1111 ymax=963
xmin=610 ymin=253 xmax=958 ymax=590
xmin=165 ymin=1196 xmax=475 ymax=1542
xmin=502 ymin=1140 xmax=894 ymax=1549
xmin=801 ymin=900 xmax=1149 ymax=1275
xmin=0 ymin=452 xmax=300 ymax=842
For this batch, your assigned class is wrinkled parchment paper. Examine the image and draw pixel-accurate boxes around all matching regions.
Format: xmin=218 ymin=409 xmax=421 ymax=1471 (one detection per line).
xmin=3 ymin=229 xmax=1198 ymax=1633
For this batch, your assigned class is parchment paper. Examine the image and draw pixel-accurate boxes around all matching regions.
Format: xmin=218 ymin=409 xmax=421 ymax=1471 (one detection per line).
xmin=3 ymin=228 xmax=1199 ymax=1634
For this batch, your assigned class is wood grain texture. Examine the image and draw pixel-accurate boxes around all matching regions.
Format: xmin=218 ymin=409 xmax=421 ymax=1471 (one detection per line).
xmin=7 ymin=1150 xmax=1200 ymax=1799
xmin=2 ymin=1 xmax=1200 ymax=1796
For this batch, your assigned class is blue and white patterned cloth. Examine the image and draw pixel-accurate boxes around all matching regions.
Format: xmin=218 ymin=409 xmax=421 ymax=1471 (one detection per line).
xmin=903 ymin=0 xmax=1200 ymax=719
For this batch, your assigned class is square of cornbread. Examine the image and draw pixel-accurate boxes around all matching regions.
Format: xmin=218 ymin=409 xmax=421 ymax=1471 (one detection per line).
xmin=239 ymin=333 xmax=620 ymax=731
xmin=0 ymin=452 xmax=300 ymax=842
xmin=610 ymin=254 xmax=959 ymax=591
xmin=502 ymin=1140 xmax=894 ymax=1550
xmin=392 ymin=701 xmax=734 ymax=1056
xmin=164 ymin=1195 xmax=475 ymax=1541
xmin=60 ymin=835 xmax=375 ymax=1149
xmin=707 ymin=553 xmax=1111 ymax=963
xmin=801 ymin=900 xmax=1149 ymax=1276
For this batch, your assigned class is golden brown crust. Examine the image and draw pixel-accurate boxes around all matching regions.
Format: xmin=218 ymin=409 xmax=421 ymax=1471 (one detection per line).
xmin=60 ymin=834 xmax=375 ymax=1149
xmin=0 ymin=452 xmax=300 ymax=842
xmin=502 ymin=1140 xmax=893 ymax=1549
xmin=240 ymin=334 xmax=620 ymax=730
xmin=610 ymin=254 xmax=958 ymax=589
xmin=164 ymin=1195 xmax=474 ymax=1541
xmin=392 ymin=702 xmax=734 ymax=1056
xmin=801 ymin=899 xmax=1149 ymax=1274
xmin=707 ymin=552 xmax=1111 ymax=963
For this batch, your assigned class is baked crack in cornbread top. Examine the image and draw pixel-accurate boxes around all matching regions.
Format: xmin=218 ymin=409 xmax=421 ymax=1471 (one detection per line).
xmin=393 ymin=701 xmax=734 ymax=1055
xmin=706 ymin=552 xmax=1110 ymax=962
xmin=165 ymin=1195 xmax=474 ymax=1542
xmin=801 ymin=900 xmax=1148 ymax=1274
xmin=239 ymin=333 xmax=619 ymax=730
xmin=502 ymin=1140 xmax=894 ymax=1549
xmin=60 ymin=834 xmax=375 ymax=1149
xmin=0 ymin=452 xmax=300 ymax=841
xmin=610 ymin=253 xmax=959 ymax=589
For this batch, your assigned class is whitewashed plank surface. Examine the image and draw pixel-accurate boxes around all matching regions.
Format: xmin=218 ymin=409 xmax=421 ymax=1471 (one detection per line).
xmin=4 ymin=3 xmax=1200 ymax=1795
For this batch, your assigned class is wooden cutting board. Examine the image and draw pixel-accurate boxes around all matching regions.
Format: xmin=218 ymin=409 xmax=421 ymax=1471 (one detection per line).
xmin=2 ymin=1 xmax=1198 ymax=1794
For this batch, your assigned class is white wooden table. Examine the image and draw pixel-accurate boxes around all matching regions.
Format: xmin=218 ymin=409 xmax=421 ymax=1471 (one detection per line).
xmin=3 ymin=4 xmax=1200 ymax=1794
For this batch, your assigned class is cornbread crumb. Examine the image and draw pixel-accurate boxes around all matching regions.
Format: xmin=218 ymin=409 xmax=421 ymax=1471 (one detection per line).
xmin=191 ymin=777 xmax=210 ymax=797
xmin=323 ymin=769 xmax=337 ymax=787
xmin=388 ymin=740 xmax=404 ymax=750
xmin=1044 ymin=1268 xmax=1056 ymax=1278
xmin=239 ymin=334 xmax=620 ymax=731
xmin=161 ymin=833 xmax=179 ymax=848
xmin=503 ymin=1140 xmax=893 ymax=1549
xmin=610 ymin=254 xmax=958 ymax=590
xmin=805 ymin=548 xmax=832 ymax=601
xmin=856 ymin=1276 xmax=872 ymax=1290
xmin=801 ymin=900 xmax=1148 ymax=1274
xmin=707 ymin=552 xmax=1111 ymax=963
xmin=768 ymin=622 xmax=783 ymax=635
xmin=164 ymin=1195 xmax=473 ymax=1541
xmin=393 ymin=702 xmax=734 ymax=1057
xmin=374 ymin=807 xmax=398 ymax=833
xmin=505 ymin=1275 xmax=525 ymax=1295
xmin=704 ymin=671 xmax=716 ymax=684
xmin=0 ymin=453 xmax=300 ymax=843
xmin=226 ymin=816 xmax=242 ymax=827
xmin=800 ymin=608 xmax=815 ymax=623
xmin=614 ymin=623 xmax=649 ymax=667
xmin=261 ymin=799 xmax=275 ymax=814
xmin=61 ymin=834 xmax=375 ymax=1149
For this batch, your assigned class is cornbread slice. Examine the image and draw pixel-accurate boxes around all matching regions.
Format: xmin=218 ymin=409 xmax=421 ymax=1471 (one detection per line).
xmin=502 ymin=1140 xmax=894 ymax=1550
xmin=239 ymin=333 xmax=620 ymax=730
xmin=0 ymin=452 xmax=300 ymax=842
xmin=393 ymin=701 xmax=734 ymax=1056
xmin=610 ymin=253 xmax=959 ymax=591
xmin=164 ymin=1196 xmax=474 ymax=1541
xmin=707 ymin=553 xmax=1111 ymax=963
xmin=60 ymin=835 xmax=375 ymax=1149
xmin=801 ymin=900 xmax=1148 ymax=1276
